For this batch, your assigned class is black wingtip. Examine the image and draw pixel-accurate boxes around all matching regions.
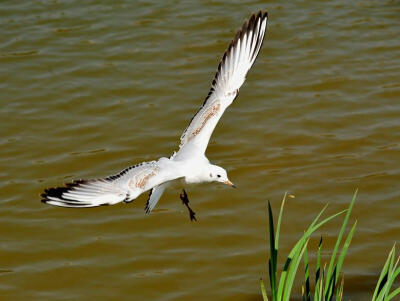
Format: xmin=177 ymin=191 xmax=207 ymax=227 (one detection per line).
xmin=42 ymin=186 xmax=70 ymax=200
xmin=253 ymin=10 xmax=268 ymax=21
xmin=144 ymin=189 xmax=153 ymax=214
xmin=40 ymin=191 xmax=49 ymax=203
xmin=41 ymin=180 xmax=89 ymax=204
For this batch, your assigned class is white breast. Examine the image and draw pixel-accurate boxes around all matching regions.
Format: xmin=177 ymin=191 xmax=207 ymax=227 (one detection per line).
xmin=173 ymin=154 xmax=210 ymax=184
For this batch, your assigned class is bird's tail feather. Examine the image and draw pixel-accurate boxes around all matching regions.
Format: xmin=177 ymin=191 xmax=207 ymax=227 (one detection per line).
xmin=145 ymin=182 xmax=168 ymax=213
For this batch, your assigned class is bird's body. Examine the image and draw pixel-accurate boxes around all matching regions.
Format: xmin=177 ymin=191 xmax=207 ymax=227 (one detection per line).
xmin=174 ymin=156 xmax=209 ymax=185
xmin=41 ymin=11 xmax=268 ymax=215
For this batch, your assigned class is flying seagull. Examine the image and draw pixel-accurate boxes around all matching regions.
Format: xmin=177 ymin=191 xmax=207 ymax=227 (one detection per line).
xmin=41 ymin=11 xmax=268 ymax=218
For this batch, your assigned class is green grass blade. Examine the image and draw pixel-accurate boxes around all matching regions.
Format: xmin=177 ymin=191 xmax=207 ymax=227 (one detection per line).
xmin=336 ymin=277 xmax=344 ymax=301
xmin=376 ymin=279 xmax=389 ymax=301
xmin=382 ymin=245 xmax=397 ymax=299
xmin=388 ymin=286 xmax=400 ymax=301
xmin=314 ymin=237 xmax=323 ymax=301
xmin=386 ymin=264 xmax=400 ymax=301
xmin=277 ymin=208 xmax=346 ymax=299
xmin=268 ymin=259 xmax=272 ymax=289
xmin=280 ymin=256 xmax=299 ymax=301
xmin=309 ymin=204 xmax=329 ymax=231
xmin=277 ymin=256 xmax=291 ymax=300
xmin=275 ymin=192 xmax=287 ymax=250
xmin=281 ymin=209 xmax=343 ymax=275
xmin=326 ymin=265 xmax=337 ymax=301
xmin=318 ymin=264 xmax=326 ymax=301
xmin=324 ymin=189 xmax=357 ymax=297
xmin=385 ymin=250 xmax=400 ymax=300
xmin=268 ymin=260 xmax=276 ymax=301
xmin=267 ymin=201 xmax=277 ymax=301
xmin=304 ymin=244 xmax=311 ymax=301
xmin=309 ymin=210 xmax=348 ymax=235
xmin=372 ymin=245 xmax=395 ymax=300
xmin=283 ymin=239 xmax=310 ymax=301
xmin=335 ymin=220 xmax=357 ymax=284
xmin=260 ymin=278 xmax=269 ymax=301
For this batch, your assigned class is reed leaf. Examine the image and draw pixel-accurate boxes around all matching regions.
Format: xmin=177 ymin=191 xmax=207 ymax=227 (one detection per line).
xmin=336 ymin=220 xmax=357 ymax=280
xmin=314 ymin=237 xmax=323 ymax=301
xmin=324 ymin=189 xmax=357 ymax=298
xmin=372 ymin=244 xmax=394 ymax=300
xmin=283 ymin=239 xmax=310 ymax=301
xmin=337 ymin=278 xmax=344 ymax=301
xmin=267 ymin=201 xmax=277 ymax=300
xmin=386 ymin=264 xmax=400 ymax=301
xmin=388 ymin=286 xmax=400 ymax=301
xmin=277 ymin=207 xmax=346 ymax=299
xmin=303 ymin=244 xmax=311 ymax=301
xmin=275 ymin=192 xmax=287 ymax=250
xmin=260 ymin=278 xmax=269 ymax=301
xmin=385 ymin=247 xmax=400 ymax=299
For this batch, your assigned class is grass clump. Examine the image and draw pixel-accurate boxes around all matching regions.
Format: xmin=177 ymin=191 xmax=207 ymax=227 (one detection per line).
xmin=260 ymin=190 xmax=400 ymax=300
xmin=372 ymin=244 xmax=400 ymax=301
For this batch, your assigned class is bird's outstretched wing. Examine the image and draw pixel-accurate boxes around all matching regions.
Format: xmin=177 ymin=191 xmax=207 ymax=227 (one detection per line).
xmin=41 ymin=159 xmax=180 ymax=208
xmin=178 ymin=11 xmax=268 ymax=155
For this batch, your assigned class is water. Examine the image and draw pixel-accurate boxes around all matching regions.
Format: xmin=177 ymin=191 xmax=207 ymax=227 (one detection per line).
xmin=1 ymin=0 xmax=399 ymax=300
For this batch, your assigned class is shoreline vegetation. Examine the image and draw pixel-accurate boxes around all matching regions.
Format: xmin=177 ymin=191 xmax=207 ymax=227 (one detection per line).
xmin=260 ymin=191 xmax=400 ymax=301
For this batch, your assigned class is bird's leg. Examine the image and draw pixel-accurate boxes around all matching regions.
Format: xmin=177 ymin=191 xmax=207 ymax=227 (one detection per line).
xmin=180 ymin=189 xmax=197 ymax=221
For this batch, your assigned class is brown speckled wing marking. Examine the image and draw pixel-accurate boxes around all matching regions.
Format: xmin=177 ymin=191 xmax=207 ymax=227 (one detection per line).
xmin=129 ymin=167 xmax=160 ymax=189
xmin=188 ymin=101 xmax=221 ymax=141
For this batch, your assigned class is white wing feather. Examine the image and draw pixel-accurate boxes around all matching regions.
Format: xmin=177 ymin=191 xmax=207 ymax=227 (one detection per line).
xmin=178 ymin=11 xmax=268 ymax=155
xmin=42 ymin=159 xmax=181 ymax=208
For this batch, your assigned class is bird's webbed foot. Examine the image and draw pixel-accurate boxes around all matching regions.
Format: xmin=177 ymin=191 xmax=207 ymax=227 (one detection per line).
xmin=180 ymin=189 xmax=197 ymax=221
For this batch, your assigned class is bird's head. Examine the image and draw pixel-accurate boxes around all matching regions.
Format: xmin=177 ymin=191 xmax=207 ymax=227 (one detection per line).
xmin=207 ymin=165 xmax=235 ymax=188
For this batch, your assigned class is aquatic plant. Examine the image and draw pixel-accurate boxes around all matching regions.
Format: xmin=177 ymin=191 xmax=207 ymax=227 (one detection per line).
xmin=372 ymin=244 xmax=400 ymax=301
xmin=260 ymin=190 xmax=400 ymax=300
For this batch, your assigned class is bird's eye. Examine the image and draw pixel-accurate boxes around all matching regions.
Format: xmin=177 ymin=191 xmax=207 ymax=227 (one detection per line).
xmin=217 ymin=174 xmax=221 ymax=178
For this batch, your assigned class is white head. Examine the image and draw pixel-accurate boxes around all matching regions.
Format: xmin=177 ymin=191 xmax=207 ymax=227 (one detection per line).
xmin=206 ymin=164 xmax=235 ymax=188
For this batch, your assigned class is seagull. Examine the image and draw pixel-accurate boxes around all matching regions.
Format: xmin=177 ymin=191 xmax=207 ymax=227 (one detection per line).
xmin=41 ymin=11 xmax=268 ymax=218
